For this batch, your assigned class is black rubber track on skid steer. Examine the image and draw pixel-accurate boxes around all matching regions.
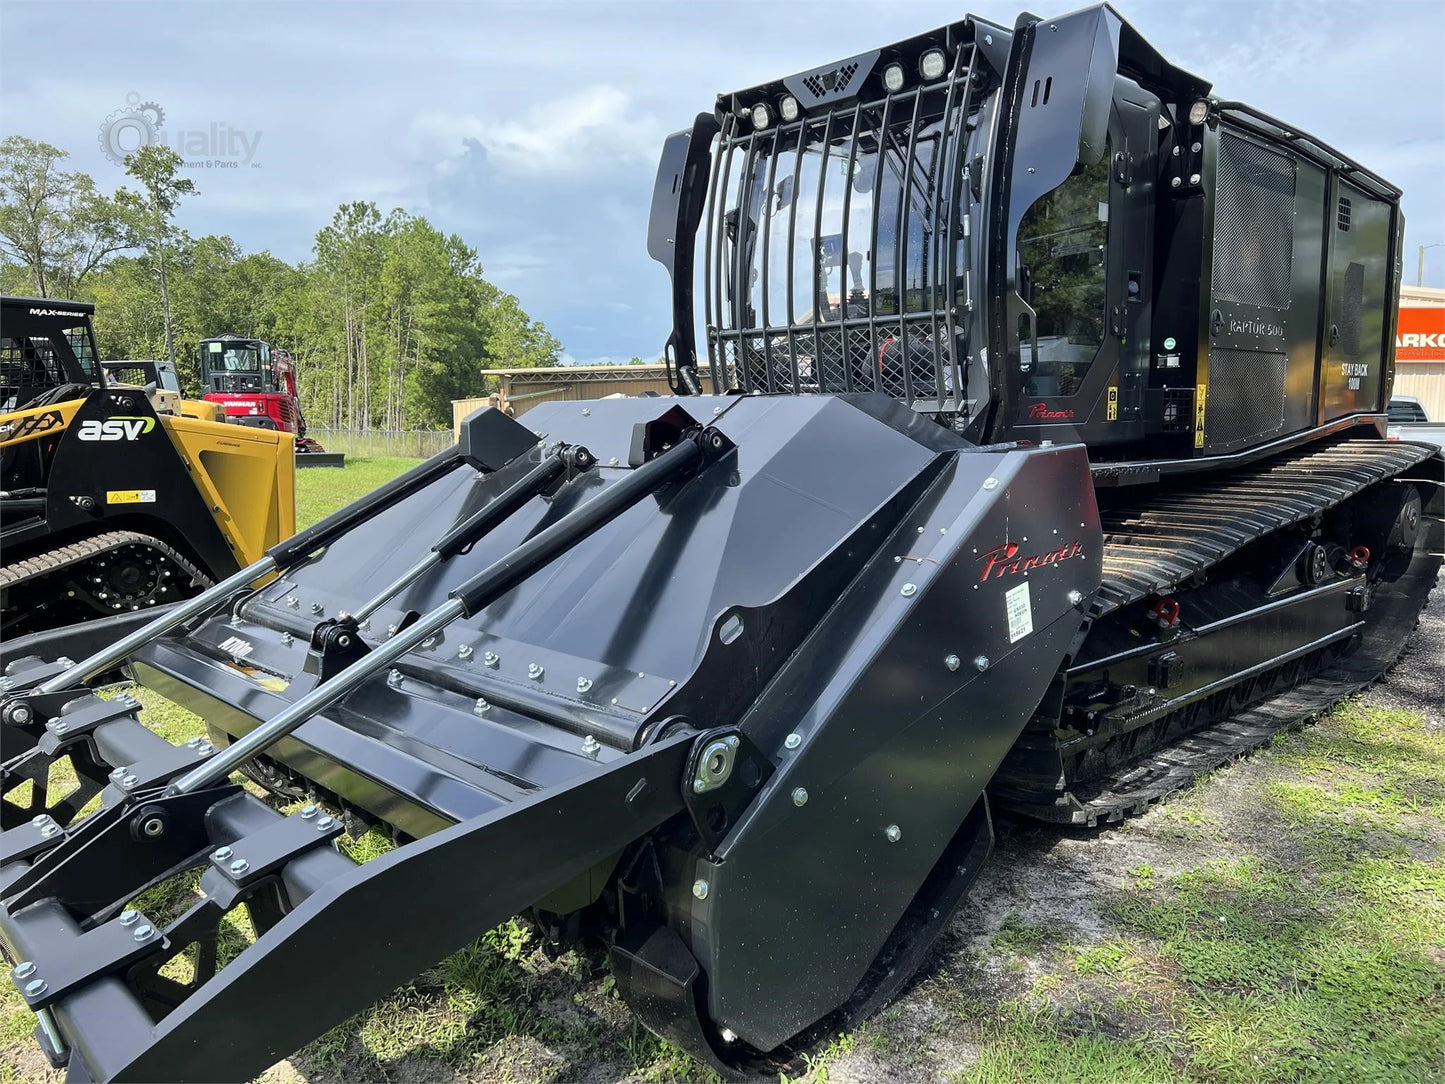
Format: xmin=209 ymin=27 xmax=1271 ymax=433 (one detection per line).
xmin=0 ymin=530 xmax=212 ymax=630
xmin=1091 ymin=438 xmax=1438 ymax=617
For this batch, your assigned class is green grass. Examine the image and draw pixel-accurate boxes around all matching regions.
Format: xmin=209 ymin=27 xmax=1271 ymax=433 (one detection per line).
xmin=294 ymin=456 xmax=415 ymax=529
xmin=795 ymin=702 xmax=1445 ymax=1084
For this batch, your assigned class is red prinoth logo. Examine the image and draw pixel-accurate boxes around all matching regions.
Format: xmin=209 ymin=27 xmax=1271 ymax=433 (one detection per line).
xmin=977 ymin=540 xmax=1085 ymax=582
xmin=1027 ymin=403 xmax=1075 ymax=420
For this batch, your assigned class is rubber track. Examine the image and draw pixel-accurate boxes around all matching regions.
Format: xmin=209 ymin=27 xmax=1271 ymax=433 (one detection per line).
xmin=0 ymin=529 xmax=211 ymax=601
xmin=1092 ymin=438 xmax=1438 ymax=617
xmin=995 ymin=438 xmax=1443 ymax=825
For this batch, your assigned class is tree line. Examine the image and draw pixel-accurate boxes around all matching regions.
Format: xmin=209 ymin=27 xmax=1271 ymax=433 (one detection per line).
xmin=0 ymin=136 xmax=562 ymax=430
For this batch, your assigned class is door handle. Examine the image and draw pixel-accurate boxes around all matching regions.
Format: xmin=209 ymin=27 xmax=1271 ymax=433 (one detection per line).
xmin=1016 ymin=302 xmax=1039 ymax=374
xmin=1329 ymin=324 xmax=1339 ymax=347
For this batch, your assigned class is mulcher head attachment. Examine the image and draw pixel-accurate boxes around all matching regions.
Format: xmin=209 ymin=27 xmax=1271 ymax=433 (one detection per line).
xmin=2 ymin=394 xmax=1101 ymax=1080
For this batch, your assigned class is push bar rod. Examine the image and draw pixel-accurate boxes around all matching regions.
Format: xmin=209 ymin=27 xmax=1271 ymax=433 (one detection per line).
xmin=351 ymin=446 xmax=585 ymax=622
xmin=35 ymin=447 xmax=469 ymax=695
xmin=170 ymin=434 xmax=706 ymax=794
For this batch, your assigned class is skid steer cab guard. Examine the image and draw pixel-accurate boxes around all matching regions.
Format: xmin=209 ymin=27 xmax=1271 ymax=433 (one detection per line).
xmin=0 ymin=394 xmax=1100 ymax=1080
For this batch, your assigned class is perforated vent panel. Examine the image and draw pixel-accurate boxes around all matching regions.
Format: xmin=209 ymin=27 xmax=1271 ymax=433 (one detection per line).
xmin=1336 ymin=196 xmax=1352 ymax=232
xmin=1207 ymin=348 xmax=1287 ymax=451
xmin=1339 ymin=261 xmax=1364 ymax=356
xmin=803 ymin=62 xmax=859 ymax=100
xmin=1212 ymin=134 xmax=1296 ymax=311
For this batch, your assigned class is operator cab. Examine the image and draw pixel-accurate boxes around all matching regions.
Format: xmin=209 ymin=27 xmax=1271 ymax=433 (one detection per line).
xmin=649 ymin=4 xmax=1402 ymax=462
xmin=200 ymin=335 xmax=281 ymax=394
xmin=0 ymin=296 xmax=103 ymax=412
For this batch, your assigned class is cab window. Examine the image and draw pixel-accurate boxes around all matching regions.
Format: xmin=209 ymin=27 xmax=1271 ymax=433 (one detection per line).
xmin=1017 ymin=150 xmax=1110 ymax=396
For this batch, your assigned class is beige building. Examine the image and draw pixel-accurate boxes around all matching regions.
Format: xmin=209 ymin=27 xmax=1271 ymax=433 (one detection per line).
xmin=1395 ymin=285 xmax=1445 ymax=419
xmin=453 ymin=362 xmax=729 ymax=434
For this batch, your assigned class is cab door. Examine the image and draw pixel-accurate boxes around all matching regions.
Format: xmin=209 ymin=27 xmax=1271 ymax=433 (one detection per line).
xmin=1318 ymin=177 xmax=1394 ymax=421
xmin=982 ymin=5 xmax=1169 ymax=447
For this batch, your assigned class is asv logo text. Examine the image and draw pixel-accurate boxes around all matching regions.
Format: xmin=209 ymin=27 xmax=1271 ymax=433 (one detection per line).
xmin=77 ymin=417 xmax=156 ymax=442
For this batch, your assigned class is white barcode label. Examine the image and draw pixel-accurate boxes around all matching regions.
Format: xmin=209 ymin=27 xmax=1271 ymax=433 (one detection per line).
xmin=1005 ymin=581 xmax=1033 ymax=643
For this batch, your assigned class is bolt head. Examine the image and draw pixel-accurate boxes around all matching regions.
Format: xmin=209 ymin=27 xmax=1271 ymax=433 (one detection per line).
xmin=121 ymin=774 xmax=139 ymax=788
xmin=317 ymin=816 xmax=337 ymax=831
xmin=387 ymin=669 xmax=403 ymax=687
xmin=311 ymin=602 xmax=324 ymax=615
xmin=31 ymin=814 xmax=51 ymax=828
xmin=133 ymin=924 xmax=155 ymax=942
xmin=40 ymin=823 xmax=60 ymax=838
xmin=582 ymin=407 xmax=591 ymax=416
xmin=792 ymin=787 xmax=809 ymax=807
xmin=119 ymin=909 xmax=140 ymax=926
xmin=229 ymin=858 xmax=249 ymax=874
xmin=8 ymin=703 xmax=33 ymax=725
xmin=12 ymin=961 xmax=36 ymax=979
xmin=885 ymin=824 xmax=902 ymax=843
xmin=528 ymin=663 xmax=545 ymax=680
xmin=281 ymin=632 xmax=294 ymax=646
xmin=1067 ymin=589 xmax=1084 ymax=606
xmin=945 ymin=654 xmax=961 ymax=671
xmin=458 ymin=644 xmax=474 ymax=660
xmin=211 ymin=847 xmax=232 ymax=861
xmin=974 ymin=655 xmax=990 ymax=672
xmin=784 ymin=733 xmax=802 ymax=750
xmin=286 ymin=595 xmax=299 ymax=608
xmin=473 ymin=697 xmax=490 ymax=715
xmin=483 ymin=651 xmax=499 ymax=667
xmin=692 ymin=879 xmax=710 ymax=900
xmin=982 ymin=476 xmax=999 ymax=491
xmin=576 ymin=676 xmax=593 ymax=693
xmin=24 ymin=979 xmax=47 ymax=998
xmin=300 ymin=804 xmax=318 ymax=819
xmin=900 ymin=583 xmax=918 ymax=598
xmin=581 ymin=735 xmax=601 ymax=758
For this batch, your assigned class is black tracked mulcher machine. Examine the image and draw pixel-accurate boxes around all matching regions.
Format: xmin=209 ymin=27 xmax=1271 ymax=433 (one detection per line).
xmin=1 ymin=6 xmax=1440 ymax=1080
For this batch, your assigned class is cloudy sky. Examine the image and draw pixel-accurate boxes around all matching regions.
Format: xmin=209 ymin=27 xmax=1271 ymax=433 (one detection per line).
xmin=3 ymin=0 xmax=1442 ymax=363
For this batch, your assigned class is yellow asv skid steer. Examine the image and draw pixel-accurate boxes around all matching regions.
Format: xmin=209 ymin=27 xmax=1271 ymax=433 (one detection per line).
xmin=0 ymin=296 xmax=295 ymax=662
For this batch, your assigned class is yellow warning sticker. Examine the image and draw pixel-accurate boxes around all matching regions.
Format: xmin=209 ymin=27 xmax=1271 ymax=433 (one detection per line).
xmin=106 ymin=489 xmax=157 ymax=504
xmin=1194 ymin=383 xmax=1207 ymax=449
xmin=1106 ymin=386 xmax=1119 ymax=421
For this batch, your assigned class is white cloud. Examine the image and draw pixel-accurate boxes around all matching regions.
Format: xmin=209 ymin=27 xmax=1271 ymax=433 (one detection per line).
xmin=410 ymin=85 xmax=665 ymax=178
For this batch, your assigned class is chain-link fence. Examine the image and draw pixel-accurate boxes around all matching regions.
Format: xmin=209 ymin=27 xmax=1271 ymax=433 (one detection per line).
xmin=307 ymin=429 xmax=454 ymax=459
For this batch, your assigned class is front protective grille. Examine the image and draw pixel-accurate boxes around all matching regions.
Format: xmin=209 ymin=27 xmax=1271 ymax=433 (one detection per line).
xmin=705 ymin=39 xmax=984 ymax=413
xmin=1206 ymin=347 xmax=1286 ymax=451
xmin=1212 ymin=133 xmax=1296 ymax=311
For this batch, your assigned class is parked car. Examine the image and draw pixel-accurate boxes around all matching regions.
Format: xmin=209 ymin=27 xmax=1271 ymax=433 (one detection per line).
xmin=1386 ymin=395 xmax=1445 ymax=449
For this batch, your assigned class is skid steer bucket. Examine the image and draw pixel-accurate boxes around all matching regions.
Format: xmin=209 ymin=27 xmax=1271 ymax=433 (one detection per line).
xmin=2 ymin=394 xmax=1101 ymax=1080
